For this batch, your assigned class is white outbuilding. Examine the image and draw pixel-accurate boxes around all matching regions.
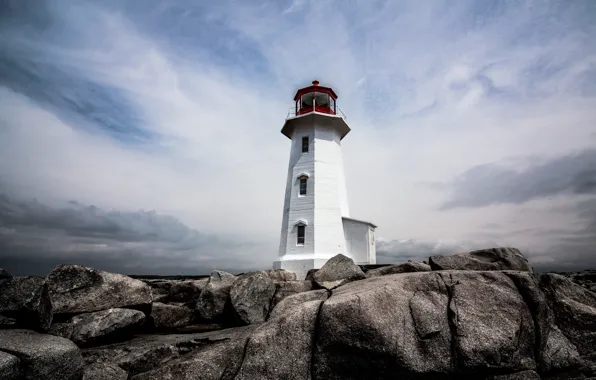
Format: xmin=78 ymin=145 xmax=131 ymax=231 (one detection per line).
xmin=273 ymin=80 xmax=377 ymax=280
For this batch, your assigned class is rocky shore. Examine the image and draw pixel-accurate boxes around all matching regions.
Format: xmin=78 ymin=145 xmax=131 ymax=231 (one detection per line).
xmin=1 ymin=247 xmax=595 ymax=379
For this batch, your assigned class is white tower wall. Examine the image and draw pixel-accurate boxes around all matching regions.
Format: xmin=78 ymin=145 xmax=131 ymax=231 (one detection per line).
xmin=274 ymin=114 xmax=351 ymax=279
xmin=278 ymin=123 xmax=316 ymax=257
xmin=312 ymin=125 xmax=348 ymax=255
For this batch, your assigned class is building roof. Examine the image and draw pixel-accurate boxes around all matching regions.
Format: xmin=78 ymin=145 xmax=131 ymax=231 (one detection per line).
xmin=293 ymin=80 xmax=338 ymax=101
xmin=342 ymin=216 xmax=378 ymax=229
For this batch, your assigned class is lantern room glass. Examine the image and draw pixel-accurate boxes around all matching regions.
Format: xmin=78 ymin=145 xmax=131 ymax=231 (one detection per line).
xmin=296 ymin=91 xmax=336 ymax=116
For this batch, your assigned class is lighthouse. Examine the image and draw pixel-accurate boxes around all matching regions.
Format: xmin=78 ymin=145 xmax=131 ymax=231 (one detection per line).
xmin=273 ymin=80 xmax=377 ymax=280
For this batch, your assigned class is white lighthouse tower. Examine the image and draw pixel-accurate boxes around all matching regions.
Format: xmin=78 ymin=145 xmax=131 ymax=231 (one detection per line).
xmin=273 ymin=80 xmax=377 ymax=280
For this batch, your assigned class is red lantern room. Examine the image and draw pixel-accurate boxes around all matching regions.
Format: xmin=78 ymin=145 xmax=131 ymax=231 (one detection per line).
xmin=281 ymin=79 xmax=350 ymax=140
xmin=293 ymin=80 xmax=338 ymax=116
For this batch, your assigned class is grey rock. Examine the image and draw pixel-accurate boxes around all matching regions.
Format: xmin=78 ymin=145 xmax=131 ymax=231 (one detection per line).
xmin=365 ymin=261 xmax=431 ymax=278
xmin=0 ymin=276 xmax=53 ymax=331
xmin=150 ymin=302 xmax=194 ymax=329
xmin=140 ymin=280 xmax=170 ymax=303
xmin=0 ymin=329 xmax=83 ymax=380
xmin=152 ymin=293 xmax=170 ymax=304
xmin=0 ymin=351 xmax=21 ymax=380
xmin=504 ymin=271 xmax=586 ymax=376
xmin=47 ymin=265 xmax=152 ymax=316
xmin=540 ymin=273 xmax=596 ymax=372
xmin=315 ymin=279 xmax=349 ymax=290
xmin=83 ymin=361 xmax=128 ymax=380
xmin=236 ymin=299 xmax=323 ymax=380
xmin=261 ymin=269 xmax=296 ymax=282
xmin=49 ymin=308 xmax=145 ymax=346
xmin=230 ymin=271 xmax=276 ymax=325
xmin=196 ymin=271 xmax=237 ymax=322
xmin=167 ymin=279 xmax=208 ymax=302
xmin=268 ymin=289 xmax=329 ymax=320
xmin=503 ymin=272 xmax=553 ymax=370
xmin=84 ymin=341 xmax=179 ymax=377
xmin=270 ymin=280 xmax=315 ymax=311
xmin=130 ymin=338 xmax=246 ymax=380
xmin=314 ymin=271 xmax=538 ymax=379
xmin=304 ymin=269 xmax=318 ymax=281
xmin=429 ymin=247 xmax=533 ymax=272
xmin=139 ymin=280 xmax=172 ymax=300
xmin=0 ymin=269 xmax=12 ymax=280
xmin=313 ymin=272 xmax=453 ymax=379
xmin=441 ymin=271 xmax=536 ymax=373
xmin=312 ymin=254 xmax=366 ymax=283
xmin=543 ymin=325 xmax=583 ymax=374
xmin=83 ymin=325 xmax=256 ymax=378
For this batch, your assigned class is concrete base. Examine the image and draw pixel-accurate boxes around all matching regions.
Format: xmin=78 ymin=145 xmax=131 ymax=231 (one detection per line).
xmin=272 ymin=259 xmax=324 ymax=281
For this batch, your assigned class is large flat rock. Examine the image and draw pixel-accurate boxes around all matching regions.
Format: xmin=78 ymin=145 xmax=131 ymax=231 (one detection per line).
xmin=49 ymin=308 xmax=146 ymax=347
xmin=82 ymin=325 xmax=256 ymax=378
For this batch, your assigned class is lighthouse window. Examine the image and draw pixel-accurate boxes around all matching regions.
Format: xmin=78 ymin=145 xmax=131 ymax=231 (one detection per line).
xmin=301 ymin=93 xmax=314 ymax=109
xmin=301 ymin=136 xmax=309 ymax=152
xmin=299 ymin=177 xmax=307 ymax=195
xmin=297 ymin=225 xmax=305 ymax=245
xmin=315 ymin=93 xmax=329 ymax=107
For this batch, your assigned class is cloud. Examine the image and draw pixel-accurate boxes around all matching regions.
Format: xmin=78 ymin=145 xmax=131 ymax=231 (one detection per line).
xmin=0 ymin=189 xmax=267 ymax=276
xmin=536 ymin=196 xmax=596 ymax=272
xmin=440 ymin=149 xmax=596 ymax=209
xmin=0 ymin=0 xmax=595 ymax=274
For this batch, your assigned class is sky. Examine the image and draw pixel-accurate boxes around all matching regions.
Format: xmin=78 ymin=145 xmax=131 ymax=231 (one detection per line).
xmin=0 ymin=0 xmax=595 ymax=276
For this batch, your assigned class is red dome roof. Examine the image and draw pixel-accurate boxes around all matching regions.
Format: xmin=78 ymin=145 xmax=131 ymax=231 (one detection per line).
xmin=293 ymin=80 xmax=338 ymax=101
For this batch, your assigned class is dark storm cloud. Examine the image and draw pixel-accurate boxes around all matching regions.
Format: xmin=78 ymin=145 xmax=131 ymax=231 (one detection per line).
xmin=441 ymin=149 xmax=596 ymax=209
xmin=0 ymin=191 xmax=263 ymax=276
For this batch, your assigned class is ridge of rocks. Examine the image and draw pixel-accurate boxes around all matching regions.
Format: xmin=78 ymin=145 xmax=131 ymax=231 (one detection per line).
xmin=1 ymin=247 xmax=595 ymax=379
